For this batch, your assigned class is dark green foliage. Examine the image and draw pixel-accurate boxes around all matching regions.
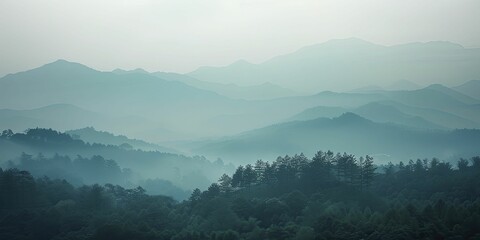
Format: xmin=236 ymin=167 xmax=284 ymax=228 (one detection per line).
xmin=1 ymin=152 xmax=480 ymax=239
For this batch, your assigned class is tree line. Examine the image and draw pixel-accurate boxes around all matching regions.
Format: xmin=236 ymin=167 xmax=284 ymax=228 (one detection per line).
xmin=1 ymin=151 xmax=480 ymax=239
xmin=214 ymin=152 xmax=375 ymax=193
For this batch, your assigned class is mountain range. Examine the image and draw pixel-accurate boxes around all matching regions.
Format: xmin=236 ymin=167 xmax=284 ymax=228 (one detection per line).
xmin=1 ymin=39 xmax=480 ymax=165
xmin=66 ymin=127 xmax=178 ymax=153
xmin=454 ymin=80 xmax=480 ymax=100
xmin=189 ymin=38 xmax=480 ymax=92
xmin=194 ymin=113 xmax=480 ymax=164
xmin=1 ymin=59 xmax=480 ymax=143
xmin=114 ymin=68 xmax=298 ymax=100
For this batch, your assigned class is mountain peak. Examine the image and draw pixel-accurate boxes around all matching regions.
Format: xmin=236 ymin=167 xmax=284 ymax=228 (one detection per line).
xmin=424 ymin=83 xmax=450 ymax=91
xmin=318 ymin=38 xmax=382 ymax=49
xmin=133 ymin=68 xmax=149 ymax=74
xmin=294 ymin=38 xmax=384 ymax=56
xmin=334 ymin=112 xmax=369 ymax=123
xmin=44 ymin=59 xmax=89 ymax=68
xmin=230 ymin=59 xmax=253 ymax=66
xmin=39 ymin=59 xmax=97 ymax=73
xmin=51 ymin=59 xmax=69 ymax=64
xmin=112 ymin=68 xmax=149 ymax=75
xmin=0 ymin=59 xmax=99 ymax=82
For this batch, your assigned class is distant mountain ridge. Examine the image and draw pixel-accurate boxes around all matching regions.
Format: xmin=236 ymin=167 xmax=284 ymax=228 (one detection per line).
xmin=454 ymin=80 xmax=480 ymax=100
xmin=0 ymin=60 xmax=253 ymax=140
xmin=289 ymin=102 xmax=447 ymax=130
xmin=2 ymin=58 xmax=480 ymax=144
xmin=113 ymin=68 xmax=298 ymax=100
xmin=66 ymin=127 xmax=178 ymax=153
xmin=194 ymin=113 xmax=480 ymax=164
xmin=0 ymin=104 xmax=104 ymax=132
xmin=188 ymin=38 xmax=480 ymax=92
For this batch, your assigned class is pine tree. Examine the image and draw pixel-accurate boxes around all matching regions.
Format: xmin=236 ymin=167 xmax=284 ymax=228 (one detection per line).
xmin=242 ymin=164 xmax=257 ymax=187
xmin=254 ymin=160 xmax=266 ymax=184
xmin=457 ymin=158 xmax=469 ymax=171
xmin=218 ymin=174 xmax=232 ymax=193
xmin=360 ymin=155 xmax=376 ymax=189
xmin=262 ymin=162 xmax=276 ymax=185
xmin=345 ymin=154 xmax=358 ymax=185
xmin=231 ymin=166 xmax=244 ymax=188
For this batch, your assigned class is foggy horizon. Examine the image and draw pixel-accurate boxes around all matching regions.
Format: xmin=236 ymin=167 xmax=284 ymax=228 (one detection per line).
xmin=3 ymin=37 xmax=478 ymax=75
xmin=2 ymin=0 xmax=480 ymax=77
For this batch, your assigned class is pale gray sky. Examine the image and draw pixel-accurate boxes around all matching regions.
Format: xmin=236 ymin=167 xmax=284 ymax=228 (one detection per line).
xmin=1 ymin=0 xmax=479 ymax=76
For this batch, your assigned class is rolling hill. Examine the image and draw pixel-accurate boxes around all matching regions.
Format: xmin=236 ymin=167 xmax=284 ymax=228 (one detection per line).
xmin=289 ymin=102 xmax=446 ymax=130
xmin=113 ymin=68 xmax=298 ymax=100
xmin=194 ymin=113 xmax=480 ymax=164
xmin=0 ymin=60 xmax=237 ymax=116
xmin=152 ymin=71 xmax=298 ymax=100
xmin=66 ymin=127 xmax=178 ymax=153
xmin=0 ymin=104 xmax=105 ymax=132
xmin=0 ymin=128 xmax=231 ymax=191
xmin=0 ymin=60 xmax=255 ymax=140
xmin=454 ymin=80 xmax=480 ymax=100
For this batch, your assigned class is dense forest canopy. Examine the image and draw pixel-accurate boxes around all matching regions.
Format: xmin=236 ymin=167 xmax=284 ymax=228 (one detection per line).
xmin=1 ymin=150 xmax=479 ymax=239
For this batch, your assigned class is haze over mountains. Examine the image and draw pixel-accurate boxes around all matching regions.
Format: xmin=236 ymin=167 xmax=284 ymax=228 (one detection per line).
xmin=115 ymin=69 xmax=298 ymax=100
xmin=189 ymin=38 xmax=480 ymax=92
xmin=194 ymin=112 xmax=480 ymax=164
xmin=454 ymin=80 xmax=480 ymax=100
xmin=66 ymin=127 xmax=178 ymax=153
xmin=1 ymin=39 xmax=480 ymax=199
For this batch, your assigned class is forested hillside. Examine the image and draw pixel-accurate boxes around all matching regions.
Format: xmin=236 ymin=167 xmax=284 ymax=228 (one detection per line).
xmin=1 ymin=151 xmax=479 ymax=239
xmin=0 ymin=128 xmax=232 ymax=198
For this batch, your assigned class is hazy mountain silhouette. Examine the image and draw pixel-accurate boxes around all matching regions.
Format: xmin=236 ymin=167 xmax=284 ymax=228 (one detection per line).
xmin=112 ymin=67 xmax=298 ymax=100
xmin=2 ymin=60 xmax=480 ymax=143
xmin=349 ymin=85 xmax=384 ymax=93
xmin=0 ymin=60 xmax=255 ymax=139
xmin=189 ymin=38 xmax=480 ymax=92
xmin=383 ymin=84 xmax=480 ymax=124
xmin=386 ymin=79 xmax=422 ymax=91
xmin=454 ymin=80 xmax=480 ymax=100
xmin=353 ymin=103 xmax=447 ymax=129
xmin=66 ymin=127 xmax=178 ymax=153
xmin=0 ymin=104 xmax=104 ymax=132
xmin=0 ymin=103 xmax=180 ymax=142
xmin=116 ymin=70 xmax=298 ymax=100
xmin=0 ymin=128 xmax=231 ymax=191
xmin=261 ymin=83 xmax=480 ymax=129
xmin=112 ymin=68 xmax=150 ymax=75
xmin=377 ymin=101 xmax=480 ymax=129
xmin=194 ymin=113 xmax=480 ymax=164
xmin=0 ymin=59 xmax=233 ymax=114
xmin=289 ymin=102 xmax=446 ymax=130
xmin=288 ymin=106 xmax=348 ymax=121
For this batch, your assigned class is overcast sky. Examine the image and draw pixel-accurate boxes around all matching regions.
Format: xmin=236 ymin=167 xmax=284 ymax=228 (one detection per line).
xmin=1 ymin=0 xmax=479 ymax=76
